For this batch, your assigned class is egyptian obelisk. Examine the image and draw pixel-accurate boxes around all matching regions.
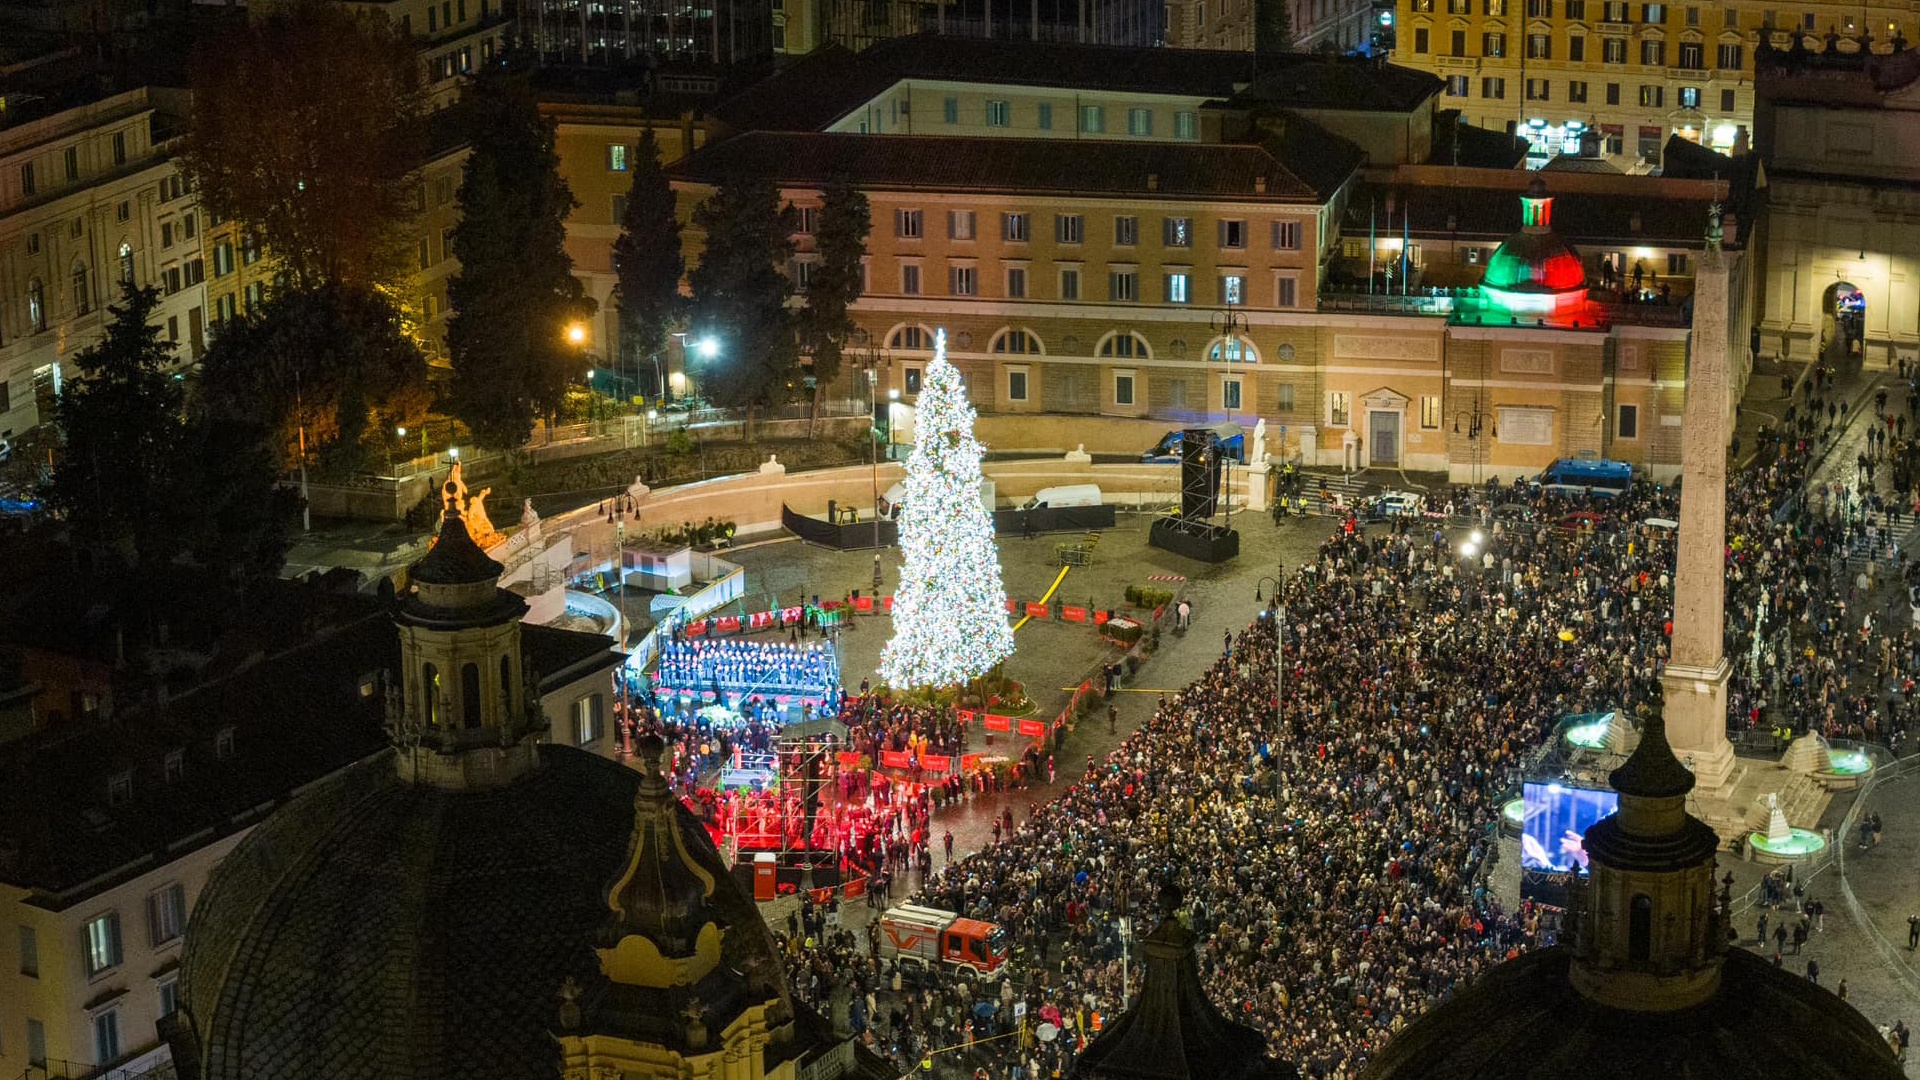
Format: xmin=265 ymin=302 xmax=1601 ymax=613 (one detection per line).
xmin=1660 ymin=213 xmax=1736 ymax=792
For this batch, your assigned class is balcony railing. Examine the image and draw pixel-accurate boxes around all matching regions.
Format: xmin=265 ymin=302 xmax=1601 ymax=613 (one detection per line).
xmin=1318 ymin=285 xmax=1471 ymax=317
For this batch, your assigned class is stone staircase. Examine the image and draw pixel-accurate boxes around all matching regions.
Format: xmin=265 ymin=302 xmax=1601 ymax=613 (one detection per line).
xmin=1737 ymin=772 xmax=1832 ymax=834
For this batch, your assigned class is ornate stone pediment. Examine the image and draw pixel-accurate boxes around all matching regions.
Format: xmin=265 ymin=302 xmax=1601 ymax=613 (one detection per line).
xmin=1360 ymin=387 xmax=1411 ymax=411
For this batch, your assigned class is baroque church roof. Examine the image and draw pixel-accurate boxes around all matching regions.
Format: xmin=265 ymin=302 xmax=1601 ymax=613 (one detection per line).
xmin=166 ymin=508 xmax=795 ymax=1080
xmin=1360 ymin=700 xmax=1903 ymax=1080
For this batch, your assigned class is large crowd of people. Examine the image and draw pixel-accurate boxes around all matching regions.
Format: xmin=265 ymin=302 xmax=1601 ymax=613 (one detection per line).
xmin=762 ymin=417 xmax=1920 ymax=1080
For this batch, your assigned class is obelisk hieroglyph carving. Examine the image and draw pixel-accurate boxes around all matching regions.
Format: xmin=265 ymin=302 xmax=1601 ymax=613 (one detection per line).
xmin=1660 ymin=231 xmax=1736 ymax=791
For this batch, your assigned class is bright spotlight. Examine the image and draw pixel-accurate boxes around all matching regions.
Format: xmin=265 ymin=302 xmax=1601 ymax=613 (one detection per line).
xmin=697 ymin=337 xmax=719 ymax=360
xmin=566 ymin=323 xmax=587 ymax=346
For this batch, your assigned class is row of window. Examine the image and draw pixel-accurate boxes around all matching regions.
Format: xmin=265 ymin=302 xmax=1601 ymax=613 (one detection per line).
xmin=1414 ymin=0 xmax=1861 ymax=35
xmin=412 ymin=0 xmax=490 ymax=36
xmin=15 ymin=131 xmax=132 ymax=201
xmin=1415 ymin=27 xmax=1745 ymax=69
xmin=884 ymin=325 xmax=1273 ymax=364
xmin=1445 ymin=75 xmax=1727 ymax=110
xmin=930 ymin=98 xmax=1201 ymax=140
xmin=892 ymin=210 xmax=1304 ymax=251
xmin=891 ymin=261 xmax=1300 ymax=307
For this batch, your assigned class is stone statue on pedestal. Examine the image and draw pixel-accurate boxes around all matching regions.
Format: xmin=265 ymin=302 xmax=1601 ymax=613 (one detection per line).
xmin=1252 ymin=418 xmax=1268 ymax=465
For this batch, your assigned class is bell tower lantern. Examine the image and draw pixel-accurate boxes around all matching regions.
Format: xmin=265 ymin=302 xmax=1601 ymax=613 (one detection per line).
xmin=389 ymin=481 xmax=542 ymax=789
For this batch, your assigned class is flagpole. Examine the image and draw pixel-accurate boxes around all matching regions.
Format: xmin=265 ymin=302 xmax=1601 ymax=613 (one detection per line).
xmin=1368 ymin=198 xmax=1377 ymax=295
xmin=1401 ymin=207 xmax=1410 ymax=296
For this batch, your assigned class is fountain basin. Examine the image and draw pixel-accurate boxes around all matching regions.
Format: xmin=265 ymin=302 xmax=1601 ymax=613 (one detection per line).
xmin=1747 ymin=827 xmax=1827 ymax=865
xmin=1817 ymin=748 xmax=1874 ymax=791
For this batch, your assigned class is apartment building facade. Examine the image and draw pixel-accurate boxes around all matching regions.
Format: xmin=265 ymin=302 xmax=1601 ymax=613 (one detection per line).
xmin=1753 ymin=38 xmax=1920 ymax=366
xmin=1391 ymin=0 xmax=1911 ymax=167
xmin=1164 ymin=0 xmax=1377 ymax=54
xmin=0 ymin=87 xmax=209 ymax=442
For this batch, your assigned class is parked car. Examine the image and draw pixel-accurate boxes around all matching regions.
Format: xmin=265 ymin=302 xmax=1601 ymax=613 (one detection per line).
xmin=1366 ymin=490 xmax=1426 ymax=520
xmin=1555 ymin=511 xmax=1611 ymax=533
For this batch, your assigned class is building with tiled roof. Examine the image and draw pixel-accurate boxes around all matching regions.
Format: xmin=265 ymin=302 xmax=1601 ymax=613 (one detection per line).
xmin=672 ymin=131 xmax=1330 ymax=202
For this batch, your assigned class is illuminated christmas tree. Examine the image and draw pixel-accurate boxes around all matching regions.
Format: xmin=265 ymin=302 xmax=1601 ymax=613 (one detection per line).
xmin=879 ymin=330 xmax=1016 ymax=690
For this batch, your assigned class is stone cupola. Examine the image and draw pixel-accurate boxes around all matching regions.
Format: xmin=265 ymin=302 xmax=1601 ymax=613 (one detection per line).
xmin=555 ymin=734 xmax=799 ymax=1075
xmin=1567 ymin=696 xmax=1728 ymax=1010
xmin=389 ymin=487 xmax=542 ymax=789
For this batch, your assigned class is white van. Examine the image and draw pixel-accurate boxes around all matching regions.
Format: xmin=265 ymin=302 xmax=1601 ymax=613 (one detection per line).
xmin=1019 ymin=484 xmax=1102 ymax=512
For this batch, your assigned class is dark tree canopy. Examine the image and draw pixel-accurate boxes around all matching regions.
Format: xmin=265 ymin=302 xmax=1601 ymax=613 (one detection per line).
xmin=197 ymin=283 xmax=430 ymax=474
xmin=799 ymin=175 xmax=871 ymax=396
xmin=611 ymin=128 xmax=684 ymax=401
xmin=49 ymin=286 xmax=187 ymax=570
xmin=447 ymin=55 xmax=594 ymax=449
xmin=687 ymin=176 xmax=798 ymax=425
xmin=1256 ymin=0 xmax=1294 ymax=54
xmin=180 ymin=0 xmax=425 ymax=290
xmin=49 ymin=287 xmax=292 ymax=581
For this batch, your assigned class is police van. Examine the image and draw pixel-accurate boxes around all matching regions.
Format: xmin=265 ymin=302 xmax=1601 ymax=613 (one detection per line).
xmin=1535 ymin=458 xmax=1633 ymax=499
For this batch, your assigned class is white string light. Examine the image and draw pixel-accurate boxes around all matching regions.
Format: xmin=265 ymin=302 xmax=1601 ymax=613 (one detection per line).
xmin=879 ymin=329 xmax=1016 ymax=689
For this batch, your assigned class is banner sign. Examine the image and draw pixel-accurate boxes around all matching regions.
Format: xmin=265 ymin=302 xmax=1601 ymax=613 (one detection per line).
xmin=1062 ymin=606 xmax=1087 ymax=623
xmin=921 ymin=753 xmax=952 ymax=773
xmin=983 ymin=714 xmax=1012 ymax=732
xmin=1025 ymin=602 xmax=1050 ymax=619
xmin=879 ymin=750 xmax=914 ymax=770
xmin=956 ymin=710 xmax=977 ymax=725
xmin=1017 ymin=718 xmax=1048 ymax=738
xmin=837 ymin=752 xmax=864 ymax=769
xmin=960 ymin=753 xmax=984 ymax=773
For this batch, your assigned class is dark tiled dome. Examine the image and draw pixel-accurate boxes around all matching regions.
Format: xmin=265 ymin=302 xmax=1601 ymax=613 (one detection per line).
xmin=168 ymin=746 xmax=738 ymax=1080
xmin=1358 ymin=945 xmax=1903 ymax=1080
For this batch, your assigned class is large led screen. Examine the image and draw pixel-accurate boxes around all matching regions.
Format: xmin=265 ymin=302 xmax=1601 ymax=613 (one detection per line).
xmin=1520 ymin=781 xmax=1619 ymax=873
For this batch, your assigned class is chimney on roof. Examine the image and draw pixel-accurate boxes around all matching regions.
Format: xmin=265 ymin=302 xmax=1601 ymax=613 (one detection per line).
xmin=1147 ymin=173 xmax=1160 ymax=192
xmin=1254 ymin=175 xmax=1268 ymax=194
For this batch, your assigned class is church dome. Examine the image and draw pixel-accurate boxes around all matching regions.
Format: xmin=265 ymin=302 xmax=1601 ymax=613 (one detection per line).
xmin=168 ymin=741 xmax=792 ymax=1079
xmin=167 ymin=746 xmax=652 ymax=1079
xmin=1479 ymin=178 xmax=1589 ymax=304
xmin=1361 ymin=700 xmax=1903 ymax=1080
xmin=1356 ymin=946 xmax=1901 ymax=1079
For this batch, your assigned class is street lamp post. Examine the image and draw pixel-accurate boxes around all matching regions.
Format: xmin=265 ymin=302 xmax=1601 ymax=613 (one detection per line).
xmin=1453 ymin=402 xmax=1495 ymax=487
xmin=852 ymin=326 xmax=888 ymax=596
xmin=1254 ymin=568 xmax=1288 ymax=802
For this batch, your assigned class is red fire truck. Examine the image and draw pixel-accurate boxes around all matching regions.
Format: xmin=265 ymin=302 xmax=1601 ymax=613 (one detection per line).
xmin=879 ymin=904 xmax=1010 ymax=977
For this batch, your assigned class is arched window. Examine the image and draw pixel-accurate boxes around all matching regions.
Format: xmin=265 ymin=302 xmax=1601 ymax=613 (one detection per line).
xmin=27 ymin=279 xmax=46 ymax=333
xmin=888 ymin=325 xmax=934 ymax=350
xmin=499 ymin=655 xmax=513 ymax=712
xmin=461 ymin=663 xmax=482 ymax=729
xmin=71 ymin=261 xmax=91 ymax=316
xmin=990 ymin=329 xmax=1041 ymax=354
xmin=1628 ymin=894 xmax=1652 ymax=962
xmin=421 ymin=662 xmax=440 ymax=726
xmin=117 ymin=242 xmax=134 ymax=288
xmin=1097 ymin=332 xmax=1150 ymax=359
xmin=1208 ymin=336 xmax=1258 ymax=363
